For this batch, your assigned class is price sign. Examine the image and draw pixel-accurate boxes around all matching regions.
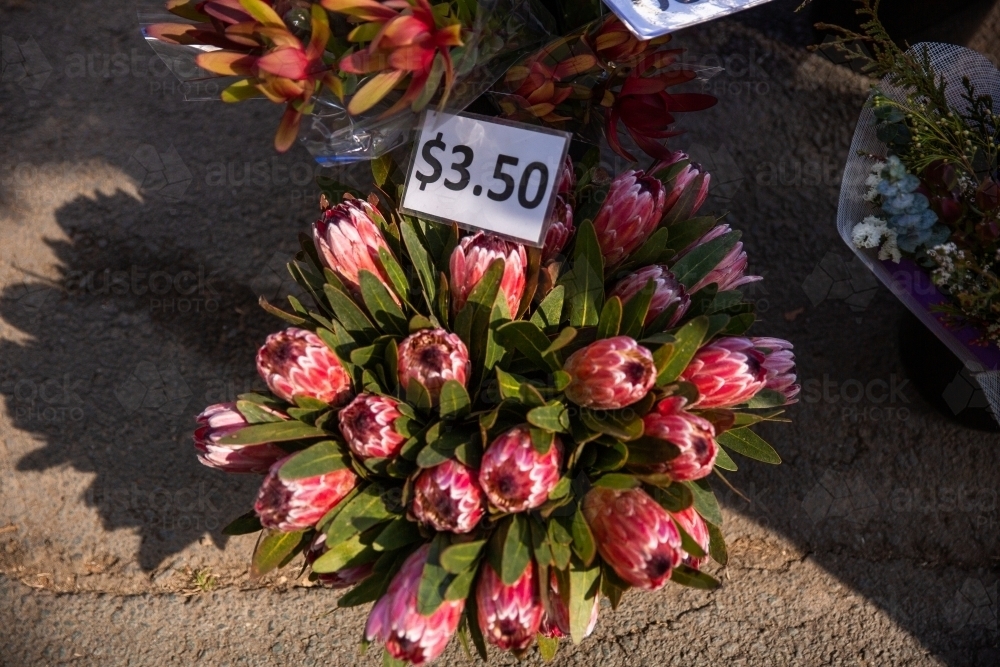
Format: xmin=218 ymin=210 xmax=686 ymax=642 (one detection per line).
xmin=401 ymin=111 xmax=571 ymax=247
xmin=602 ymin=0 xmax=776 ymax=39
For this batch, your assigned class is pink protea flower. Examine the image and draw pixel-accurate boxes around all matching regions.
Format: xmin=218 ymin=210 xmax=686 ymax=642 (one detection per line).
xmin=752 ymin=337 xmax=800 ymax=404
xmin=479 ymin=426 xmax=563 ymax=513
xmin=397 ymin=328 xmax=470 ymax=404
xmin=592 ymin=169 xmax=666 ymax=266
xmin=449 ymin=232 xmax=528 ymax=317
xmin=476 ymin=560 xmax=543 ymax=652
xmin=541 ymin=195 xmax=575 ymax=263
xmin=539 ymin=569 xmax=599 ymax=639
xmin=193 ymin=403 xmax=286 ymax=474
xmin=257 ymin=328 xmax=353 ymax=406
xmin=655 ymin=151 xmax=711 ymax=222
xmin=411 ymin=460 xmax=485 ymax=534
xmin=641 ymin=396 xmax=718 ymax=481
xmin=254 ymin=455 xmax=358 ymax=532
xmin=305 ymin=533 xmax=375 ymax=588
xmin=313 ymin=198 xmax=397 ymax=299
xmin=366 ymin=544 xmax=464 ymax=665
xmin=339 ymin=393 xmax=407 ymax=460
xmin=563 ymin=336 xmax=657 ymax=410
xmin=609 ymin=264 xmax=690 ymax=327
xmin=681 ymin=337 xmax=767 ymax=409
xmin=670 ymin=506 xmax=710 ymax=570
xmin=684 ymin=224 xmax=762 ymax=293
xmin=582 ymin=486 xmax=682 ymax=591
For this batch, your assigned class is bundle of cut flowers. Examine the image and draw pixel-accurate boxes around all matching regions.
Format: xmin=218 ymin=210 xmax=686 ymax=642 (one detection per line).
xmin=144 ymin=0 xmax=591 ymax=152
xmin=815 ymin=0 xmax=1000 ymax=347
xmin=490 ymin=14 xmax=718 ymax=162
xmin=193 ymin=149 xmax=798 ymax=664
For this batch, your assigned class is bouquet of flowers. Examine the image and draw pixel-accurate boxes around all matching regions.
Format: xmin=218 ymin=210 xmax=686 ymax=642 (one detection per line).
xmin=490 ymin=14 xmax=718 ymax=162
xmin=819 ymin=0 xmax=1000 ymax=347
xmin=193 ymin=148 xmax=798 ymax=663
xmin=142 ymin=0 xmax=559 ymax=156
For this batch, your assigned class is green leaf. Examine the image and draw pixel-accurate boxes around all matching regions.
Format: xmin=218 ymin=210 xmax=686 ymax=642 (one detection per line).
xmin=372 ymin=517 xmax=422 ymax=552
xmin=400 ymin=219 xmax=438 ymax=314
xmin=620 ymin=227 xmax=669 ymax=271
xmin=325 ymin=284 xmax=377 ymax=344
xmin=465 ymin=590 xmax=490 ymax=661
xmin=496 ymin=320 xmax=556 ymax=370
xmin=278 ymin=440 xmax=350 ymax=481
xmin=596 ymin=296 xmax=622 ymax=339
xmin=222 ymin=511 xmax=262 ymax=536
xmin=717 ymin=428 xmax=781 ymax=464
xmin=218 ymin=420 xmax=327 ymax=446
xmin=568 ymin=559 xmax=601 ymax=644
xmin=338 ymin=547 xmax=411 ymax=608
xmin=258 ymin=296 xmax=307 ymax=325
xmin=378 ymin=247 xmax=411 ymax=304
xmin=453 ymin=259 xmax=504 ymax=385
xmin=656 ymin=316 xmax=709 ymax=385
xmin=592 ymin=473 xmax=638 ymax=490
xmin=527 ymin=402 xmax=569 ymax=433
xmin=664 ymin=216 xmax=717 ymax=255
xmin=723 ymin=313 xmax=757 ymax=336
xmin=359 ymin=270 xmax=407 ymax=336
xmin=531 ymin=285 xmax=565 ymax=334
xmin=484 ymin=292 xmax=512 ymax=374
xmin=685 ymin=479 xmax=722 ymax=526
xmin=406 ymin=378 xmax=433 ymax=411
xmin=251 ymin=529 xmax=305 ymax=578
xmin=670 ymin=230 xmax=739 ymax=290
xmin=530 ymin=427 xmax=554 ymax=454
xmin=745 ymin=389 xmax=789 ymax=409
xmin=670 ymin=564 xmax=721 ymax=589
xmin=440 ymin=540 xmax=486 ymax=574
xmin=618 ymin=279 xmax=655 ymax=339
xmin=672 ymin=518 xmax=707 ymax=559
xmin=439 ymin=380 xmax=471 ymax=420
xmin=444 ymin=564 xmax=477 ymax=602
xmin=538 ymin=635 xmax=559 ymax=661
xmin=706 ymin=521 xmax=728 ymax=566
xmin=417 ymin=534 xmax=451 ymax=615
xmin=501 ymin=514 xmax=532 ymax=585
xmin=592 ymin=440 xmax=629 ymax=472
xmin=312 ymin=529 xmax=380 ymax=573
xmin=647 ymin=483 xmax=694 ymax=513
xmin=561 ymin=220 xmax=604 ymax=327
xmin=713 ymin=445 xmax=738 ymax=471
xmin=568 ymin=505 xmax=596 ymax=566
xmin=580 ymin=408 xmax=643 ymax=441
xmin=372 ymin=153 xmax=393 ymax=187
xmin=235 ymin=400 xmax=285 ymax=424
xmin=325 ymin=483 xmax=396 ymax=546
xmin=543 ymin=326 xmax=577 ymax=357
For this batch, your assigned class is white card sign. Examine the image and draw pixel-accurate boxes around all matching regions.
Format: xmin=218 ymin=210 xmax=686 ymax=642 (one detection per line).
xmin=602 ymin=0 xmax=776 ymax=40
xmin=401 ymin=111 xmax=571 ymax=247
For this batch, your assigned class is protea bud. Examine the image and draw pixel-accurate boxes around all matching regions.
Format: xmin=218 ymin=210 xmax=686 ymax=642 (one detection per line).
xmin=670 ymin=506 xmax=710 ymax=570
xmin=540 ymin=569 xmax=599 ymax=639
xmin=312 ymin=198 xmax=396 ymax=299
xmin=193 ymin=403 xmax=286 ymax=474
xmin=558 ymin=156 xmax=576 ymax=196
xmin=397 ymin=328 xmax=470 ymax=405
xmin=305 ymin=533 xmax=375 ymax=588
xmin=366 ymin=544 xmax=464 ymax=665
xmin=656 ymin=152 xmax=711 ymax=222
xmin=681 ymin=337 xmax=767 ymax=409
xmin=563 ymin=336 xmax=656 ymax=410
xmin=752 ymin=337 xmax=800 ymax=404
xmin=254 ymin=456 xmax=358 ymax=532
xmin=339 ymin=393 xmax=407 ymax=460
xmin=411 ymin=460 xmax=485 ymax=534
xmin=582 ymin=486 xmax=682 ymax=591
xmin=684 ymin=224 xmax=762 ymax=293
xmin=450 ymin=232 xmax=528 ymax=317
xmin=541 ymin=195 xmax=575 ymax=263
xmin=592 ymin=170 xmax=666 ymax=266
xmin=479 ymin=425 xmax=563 ymax=513
xmin=256 ymin=328 xmax=353 ymax=406
xmin=641 ymin=396 xmax=718 ymax=481
xmin=476 ymin=560 xmax=543 ymax=652
xmin=609 ymin=265 xmax=690 ymax=326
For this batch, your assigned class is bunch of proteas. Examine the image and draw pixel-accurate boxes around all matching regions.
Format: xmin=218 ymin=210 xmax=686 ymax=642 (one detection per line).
xmin=194 ymin=150 xmax=796 ymax=664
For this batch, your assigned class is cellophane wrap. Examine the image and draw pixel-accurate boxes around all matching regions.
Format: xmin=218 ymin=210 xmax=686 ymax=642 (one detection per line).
xmin=836 ymin=42 xmax=1000 ymax=422
xmin=138 ymin=0 xmax=556 ymax=163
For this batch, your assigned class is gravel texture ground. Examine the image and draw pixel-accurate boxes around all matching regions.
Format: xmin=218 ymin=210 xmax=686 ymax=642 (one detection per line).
xmin=2 ymin=0 xmax=1000 ymax=665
